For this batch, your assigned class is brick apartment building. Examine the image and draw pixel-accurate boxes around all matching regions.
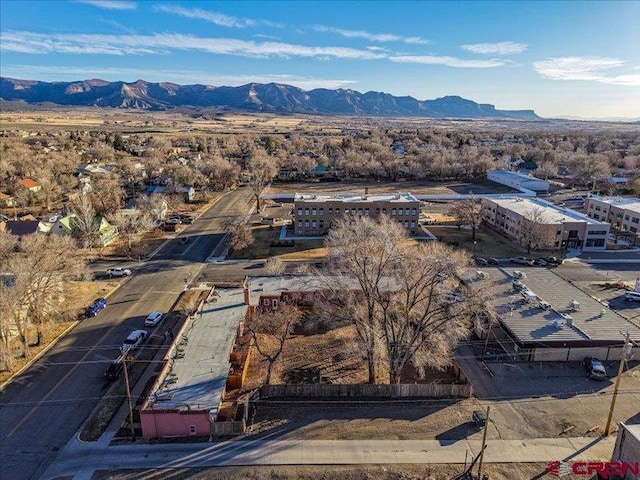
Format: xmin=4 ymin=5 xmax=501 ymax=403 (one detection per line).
xmin=293 ymin=192 xmax=420 ymax=235
xmin=482 ymin=197 xmax=610 ymax=251
xmin=584 ymin=195 xmax=640 ymax=237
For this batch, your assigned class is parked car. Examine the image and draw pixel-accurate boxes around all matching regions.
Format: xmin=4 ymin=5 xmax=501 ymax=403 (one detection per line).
xmin=582 ymin=357 xmax=607 ymax=380
xmin=121 ymin=330 xmax=148 ymax=353
xmin=532 ymin=258 xmax=548 ymax=266
xmin=474 ymin=257 xmax=489 ymax=266
xmin=511 ymin=256 xmax=534 ymax=265
xmin=106 ymin=267 xmax=132 ymax=278
xmin=544 ymin=256 xmax=563 ymax=266
xmin=487 ymin=258 xmax=500 ymax=265
xmin=472 ymin=410 xmax=487 ymax=428
xmin=625 ymin=291 xmax=640 ymax=302
xmin=167 ymin=216 xmax=182 ymax=224
xmin=85 ymin=297 xmax=107 ymax=317
xmin=104 ymin=359 xmax=124 ymax=381
xmin=144 ymin=311 xmax=164 ymax=327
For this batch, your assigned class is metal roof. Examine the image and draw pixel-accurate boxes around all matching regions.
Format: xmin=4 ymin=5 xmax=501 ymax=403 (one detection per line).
xmin=484 ymin=266 xmax=640 ymax=347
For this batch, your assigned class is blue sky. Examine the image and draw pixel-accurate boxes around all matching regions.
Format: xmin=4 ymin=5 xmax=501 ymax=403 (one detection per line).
xmin=1 ymin=0 xmax=639 ymax=118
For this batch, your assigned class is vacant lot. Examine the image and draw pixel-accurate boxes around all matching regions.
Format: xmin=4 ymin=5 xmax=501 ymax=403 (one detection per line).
xmin=267 ymin=180 xmax=516 ymax=196
xmin=229 ymin=225 xmax=324 ymax=260
xmin=427 ymin=225 xmax=529 ymax=258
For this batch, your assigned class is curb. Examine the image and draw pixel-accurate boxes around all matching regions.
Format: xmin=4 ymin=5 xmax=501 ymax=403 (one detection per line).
xmin=0 ymin=280 xmax=125 ymax=392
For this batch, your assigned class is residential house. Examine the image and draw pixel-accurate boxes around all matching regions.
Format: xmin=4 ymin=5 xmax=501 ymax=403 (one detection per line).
xmin=52 ymin=214 xmax=119 ymax=246
xmin=18 ymin=178 xmax=41 ymax=193
xmin=0 ymin=192 xmax=15 ymax=207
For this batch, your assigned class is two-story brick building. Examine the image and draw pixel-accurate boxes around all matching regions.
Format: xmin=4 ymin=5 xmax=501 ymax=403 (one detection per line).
xmin=482 ymin=197 xmax=610 ymax=251
xmin=293 ymin=192 xmax=421 ymax=236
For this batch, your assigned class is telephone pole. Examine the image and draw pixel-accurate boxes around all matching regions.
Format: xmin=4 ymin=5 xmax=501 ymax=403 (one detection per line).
xmin=604 ymin=331 xmax=631 ymax=436
xmin=477 ymin=406 xmax=490 ymax=479
xmin=122 ymin=354 xmax=136 ymax=442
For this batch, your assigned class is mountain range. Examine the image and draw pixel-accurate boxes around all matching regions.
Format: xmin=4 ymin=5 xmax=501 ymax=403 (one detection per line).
xmin=0 ymin=77 xmax=541 ymax=120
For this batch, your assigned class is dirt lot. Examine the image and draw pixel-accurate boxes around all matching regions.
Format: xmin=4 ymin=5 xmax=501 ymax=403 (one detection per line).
xmin=267 ymin=180 xmax=516 ymax=196
xmin=92 ymin=463 xmax=551 ymax=480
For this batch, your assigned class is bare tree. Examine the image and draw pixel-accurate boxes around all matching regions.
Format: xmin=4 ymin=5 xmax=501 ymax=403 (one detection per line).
xmin=321 ymin=215 xmax=406 ymax=383
xmin=2 ymin=235 xmax=87 ymax=354
xmin=449 ymin=195 xmax=483 ymax=241
xmin=264 ymin=257 xmax=286 ymax=275
xmin=68 ymin=195 xmax=99 ymax=249
xmin=246 ymin=154 xmax=278 ymax=213
xmin=89 ymin=172 xmax=124 ymax=216
xmin=374 ymin=242 xmax=475 ymax=383
xmin=221 ymin=217 xmax=254 ymax=252
xmin=519 ymin=207 xmax=550 ymax=253
xmin=246 ymin=303 xmax=300 ymax=385
xmin=571 ymin=154 xmax=611 ymax=192
xmin=112 ymin=209 xmax=154 ymax=259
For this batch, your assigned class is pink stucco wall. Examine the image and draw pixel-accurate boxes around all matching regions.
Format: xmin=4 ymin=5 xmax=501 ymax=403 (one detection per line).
xmin=140 ymin=409 xmax=210 ymax=439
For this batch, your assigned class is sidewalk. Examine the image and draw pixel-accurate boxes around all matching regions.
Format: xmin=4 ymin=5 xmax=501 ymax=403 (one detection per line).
xmin=45 ymin=435 xmax=616 ymax=479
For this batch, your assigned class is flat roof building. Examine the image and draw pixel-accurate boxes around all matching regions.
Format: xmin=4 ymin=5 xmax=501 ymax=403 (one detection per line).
xmin=483 ymin=197 xmax=610 ymax=251
xmin=476 ymin=266 xmax=640 ymax=361
xmin=293 ymin=192 xmax=420 ymax=236
xmin=140 ymin=288 xmax=248 ymax=439
xmin=488 ymin=170 xmax=549 ymax=193
xmin=585 ymin=196 xmax=640 ymax=239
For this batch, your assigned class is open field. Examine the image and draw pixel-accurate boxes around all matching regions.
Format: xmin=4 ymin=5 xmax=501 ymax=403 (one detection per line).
xmin=267 ymin=180 xmax=516 ymax=196
xmin=93 ymin=463 xmax=552 ymax=480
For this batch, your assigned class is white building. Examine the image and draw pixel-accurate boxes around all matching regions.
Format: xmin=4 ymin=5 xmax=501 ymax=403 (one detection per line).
xmin=482 ymin=197 xmax=610 ymax=251
xmin=584 ymin=196 xmax=640 ymax=237
xmin=487 ymin=170 xmax=549 ymax=193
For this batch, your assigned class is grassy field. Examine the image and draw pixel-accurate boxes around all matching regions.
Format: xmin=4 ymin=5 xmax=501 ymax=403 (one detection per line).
xmin=229 ymin=225 xmax=324 ymax=260
xmin=427 ymin=225 xmax=529 ymax=258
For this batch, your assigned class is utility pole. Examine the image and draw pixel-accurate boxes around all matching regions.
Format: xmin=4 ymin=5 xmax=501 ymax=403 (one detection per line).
xmin=477 ymin=406 xmax=490 ymax=479
xmin=122 ymin=354 xmax=136 ymax=442
xmin=604 ymin=331 xmax=631 ymax=436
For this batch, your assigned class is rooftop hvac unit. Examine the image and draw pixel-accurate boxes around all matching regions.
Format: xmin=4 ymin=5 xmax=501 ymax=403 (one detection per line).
xmin=552 ymin=318 xmax=565 ymax=329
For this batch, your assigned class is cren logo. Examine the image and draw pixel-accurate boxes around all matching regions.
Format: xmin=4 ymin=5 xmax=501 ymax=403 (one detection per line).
xmin=546 ymin=460 xmax=572 ymax=477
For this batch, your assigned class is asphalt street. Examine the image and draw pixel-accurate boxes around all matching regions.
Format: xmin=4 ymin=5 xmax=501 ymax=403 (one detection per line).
xmin=0 ymin=188 xmax=252 ymax=480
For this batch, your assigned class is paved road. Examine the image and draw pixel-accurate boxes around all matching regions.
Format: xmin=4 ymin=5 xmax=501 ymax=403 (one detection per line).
xmin=0 ymin=188 xmax=252 ymax=480
xmin=43 ymin=436 xmax=615 ymax=478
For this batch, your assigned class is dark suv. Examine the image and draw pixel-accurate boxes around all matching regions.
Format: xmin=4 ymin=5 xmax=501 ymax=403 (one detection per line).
xmin=104 ymin=359 xmax=123 ymax=381
xmin=85 ymin=298 xmax=107 ymax=317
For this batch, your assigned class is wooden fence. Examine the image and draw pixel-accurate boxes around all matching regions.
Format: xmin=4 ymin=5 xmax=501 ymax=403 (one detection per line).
xmin=258 ymin=383 xmax=472 ymax=399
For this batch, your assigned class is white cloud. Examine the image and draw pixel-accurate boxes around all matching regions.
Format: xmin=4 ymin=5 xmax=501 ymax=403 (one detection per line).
xmin=75 ymin=0 xmax=136 ymax=10
xmin=389 ymin=55 xmax=504 ymax=68
xmin=533 ymin=56 xmax=640 ymax=86
xmin=154 ymin=5 xmax=284 ymax=29
xmin=461 ymin=41 xmax=527 ymax=55
xmin=154 ymin=5 xmax=255 ymax=28
xmin=0 ymin=31 xmax=384 ymax=59
xmin=0 ymin=64 xmax=357 ymax=90
xmin=313 ymin=25 xmax=430 ymax=45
